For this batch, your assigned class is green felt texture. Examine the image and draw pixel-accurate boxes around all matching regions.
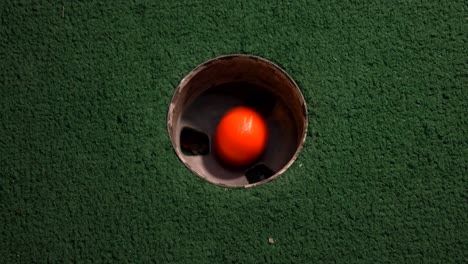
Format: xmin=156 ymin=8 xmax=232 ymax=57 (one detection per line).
xmin=1 ymin=0 xmax=467 ymax=262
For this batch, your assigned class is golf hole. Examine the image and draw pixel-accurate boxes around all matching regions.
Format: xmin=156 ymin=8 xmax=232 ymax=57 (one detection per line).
xmin=167 ymin=54 xmax=308 ymax=187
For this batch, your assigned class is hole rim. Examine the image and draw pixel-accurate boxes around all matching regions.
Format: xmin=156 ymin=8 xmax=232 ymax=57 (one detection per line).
xmin=167 ymin=54 xmax=308 ymax=188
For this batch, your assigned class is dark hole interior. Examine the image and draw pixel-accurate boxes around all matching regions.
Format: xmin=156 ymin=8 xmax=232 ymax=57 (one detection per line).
xmin=245 ymin=164 xmax=275 ymax=184
xmin=243 ymin=84 xmax=277 ymax=117
xmin=192 ymin=82 xmax=277 ymax=117
xmin=179 ymin=80 xmax=299 ymax=186
xmin=180 ymin=127 xmax=209 ymax=156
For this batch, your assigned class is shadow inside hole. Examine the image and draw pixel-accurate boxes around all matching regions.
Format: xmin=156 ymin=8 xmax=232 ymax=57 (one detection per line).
xmin=245 ymin=164 xmax=275 ymax=184
xmin=180 ymin=127 xmax=209 ymax=155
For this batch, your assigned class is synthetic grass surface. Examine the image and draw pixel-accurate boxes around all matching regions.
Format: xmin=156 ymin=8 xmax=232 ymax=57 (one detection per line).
xmin=1 ymin=0 xmax=467 ymax=262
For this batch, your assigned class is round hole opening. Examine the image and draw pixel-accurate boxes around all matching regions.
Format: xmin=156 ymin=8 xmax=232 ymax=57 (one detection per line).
xmin=167 ymin=54 xmax=308 ymax=187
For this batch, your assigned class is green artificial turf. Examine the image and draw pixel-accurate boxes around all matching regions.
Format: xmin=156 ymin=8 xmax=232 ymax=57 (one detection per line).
xmin=1 ymin=0 xmax=467 ymax=263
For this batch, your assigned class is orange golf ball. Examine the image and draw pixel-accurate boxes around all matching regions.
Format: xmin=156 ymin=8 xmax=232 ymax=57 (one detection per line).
xmin=215 ymin=106 xmax=268 ymax=166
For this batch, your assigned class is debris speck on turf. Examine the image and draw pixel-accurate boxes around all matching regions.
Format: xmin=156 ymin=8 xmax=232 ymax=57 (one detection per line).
xmin=268 ymin=238 xmax=275 ymax=244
